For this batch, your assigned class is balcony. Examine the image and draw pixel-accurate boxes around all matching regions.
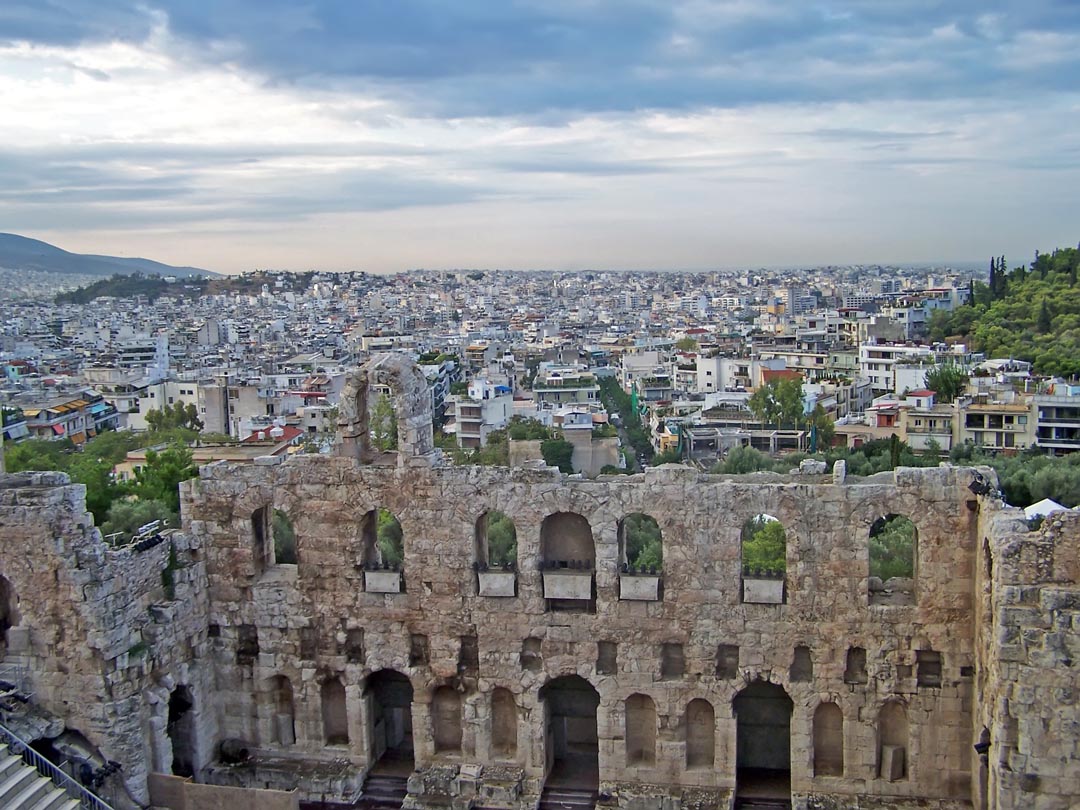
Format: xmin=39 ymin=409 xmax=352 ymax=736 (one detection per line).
xmin=363 ymin=567 xmax=403 ymax=594
xmin=541 ymin=562 xmax=593 ymax=600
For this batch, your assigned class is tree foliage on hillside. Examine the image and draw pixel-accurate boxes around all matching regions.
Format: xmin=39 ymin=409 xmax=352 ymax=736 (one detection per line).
xmin=741 ymin=515 xmax=786 ymax=574
xmin=146 ymin=402 xmax=204 ymax=433
xmin=869 ymin=515 xmax=916 ymax=580
xmin=621 ymin=513 xmax=662 ymax=571
xmin=930 ymin=245 xmax=1080 ymax=375
xmin=748 ymin=377 xmax=804 ymax=428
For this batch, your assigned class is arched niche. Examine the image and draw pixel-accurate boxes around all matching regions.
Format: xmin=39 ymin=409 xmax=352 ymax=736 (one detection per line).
xmin=878 ymin=700 xmax=908 ymax=781
xmin=476 ymin=510 xmax=517 ymax=569
xmin=267 ymin=675 xmax=295 ymax=746
xmin=337 ymin=354 xmax=435 ymax=465
xmin=813 ymin=702 xmax=844 ymax=777
xmin=167 ymin=686 xmax=196 ymax=777
xmin=540 ymin=512 xmax=595 ymax=569
xmin=432 ymin=686 xmax=462 ymax=754
xmin=741 ymin=514 xmax=787 ymax=604
xmin=869 ymin=514 xmax=917 ymax=605
xmin=733 ymin=681 xmax=793 ymax=802
xmin=618 ymin=513 xmax=662 ymax=573
xmin=250 ymin=506 xmax=298 ymax=573
xmin=321 ymin=677 xmax=349 ymax=745
xmin=539 ymin=675 xmax=599 ymax=787
xmin=364 ymin=669 xmax=414 ymax=767
xmin=685 ymin=698 xmax=715 ymax=769
xmin=625 ymin=693 xmax=656 ymax=766
xmin=491 ymin=688 xmax=517 ymax=758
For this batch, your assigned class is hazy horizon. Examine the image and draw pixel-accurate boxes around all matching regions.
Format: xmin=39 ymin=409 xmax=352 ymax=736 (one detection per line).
xmin=2 ymin=2 xmax=1078 ymax=274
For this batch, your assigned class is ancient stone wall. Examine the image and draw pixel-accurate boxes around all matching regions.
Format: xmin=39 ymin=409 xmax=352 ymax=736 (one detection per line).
xmin=184 ymin=456 xmax=983 ymax=809
xmin=0 ymin=471 xmax=215 ymax=806
xmin=976 ymin=503 xmax=1080 ymax=810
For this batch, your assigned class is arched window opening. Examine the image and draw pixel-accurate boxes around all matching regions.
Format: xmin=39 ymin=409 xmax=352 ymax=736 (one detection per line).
xmin=734 ymin=681 xmax=793 ymax=800
xmin=813 ymin=702 xmax=844 ymax=777
xmin=685 ymin=699 xmax=715 ymax=769
xmin=844 ymin=647 xmax=868 ymax=685
xmin=322 ymin=678 xmax=349 ymax=745
xmin=878 ymin=701 xmax=908 ymax=781
xmin=272 ymin=509 xmax=297 ymax=565
xmin=540 ymin=512 xmax=596 ymax=611
xmin=790 ymin=645 xmax=813 ymax=682
xmin=365 ymin=670 xmax=414 ymax=766
xmin=618 ymin=513 xmax=662 ymax=573
xmin=540 ymin=512 xmax=595 ymax=568
xmin=625 ymin=693 xmax=656 ymax=766
xmin=369 ymin=388 xmax=398 ymax=452
xmin=491 ymin=688 xmax=517 ymax=758
xmin=268 ymin=676 xmax=295 ymax=746
xmin=476 ymin=510 xmax=517 ymax=569
xmin=361 ymin=508 xmax=404 ymax=570
xmin=167 ymin=686 xmax=196 ymax=778
xmin=432 ymin=686 xmax=462 ymax=754
xmin=741 ymin=514 xmax=786 ymax=604
xmin=868 ymin=515 xmax=916 ymax=605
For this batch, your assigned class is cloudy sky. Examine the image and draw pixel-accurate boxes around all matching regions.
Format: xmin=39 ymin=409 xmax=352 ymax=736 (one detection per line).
xmin=2 ymin=1 xmax=1079 ymax=274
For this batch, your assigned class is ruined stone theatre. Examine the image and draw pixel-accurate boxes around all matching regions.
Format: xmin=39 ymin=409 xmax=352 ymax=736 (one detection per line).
xmin=0 ymin=354 xmax=1076 ymax=810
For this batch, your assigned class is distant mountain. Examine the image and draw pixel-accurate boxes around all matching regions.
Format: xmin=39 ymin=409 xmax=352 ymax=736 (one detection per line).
xmin=0 ymin=233 xmax=217 ymax=277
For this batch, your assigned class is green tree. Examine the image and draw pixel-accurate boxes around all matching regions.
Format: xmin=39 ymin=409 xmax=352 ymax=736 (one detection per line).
xmin=650 ymin=448 xmax=682 ymax=466
xmin=675 ymin=336 xmax=699 ymax=352
xmin=369 ymin=393 xmax=398 ymax=451
xmin=540 ymin=437 xmax=575 ymax=473
xmin=809 ymin=403 xmax=835 ymax=448
xmin=714 ymin=445 xmax=771 ymax=474
xmin=622 ymin=513 xmax=662 ymax=570
xmin=1037 ymin=299 xmax=1053 ymax=334
xmin=376 ymin=508 xmax=404 ymax=566
xmin=869 ymin=516 xmax=916 ymax=580
xmin=68 ymin=454 xmax=125 ymax=524
xmin=4 ymin=438 xmax=73 ymax=471
xmin=133 ymin=445 xmax=198 ymax=513
xmin=486 ymin=511 xmax=517 ymax=567
xmin=748 ymin=377 xmax=804 ymax=428
xmin=923 ymin=365 xmax=969 ymax=404
xmin=272 ymin=509 xmax=297 ymax=564
xmin=146 ymin=402 xmax=203 ymax=433
xmin=101 ymin=498 xmax=176 ymax=539
xmin=741 ymin=516 xmax=786 ymax=574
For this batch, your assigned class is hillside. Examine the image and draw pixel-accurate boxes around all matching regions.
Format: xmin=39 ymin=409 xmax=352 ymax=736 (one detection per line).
xmin=930 ymin=245 xmax=1080 ymax=377
xmin=0 ymin=232 xmax=216 ymax=278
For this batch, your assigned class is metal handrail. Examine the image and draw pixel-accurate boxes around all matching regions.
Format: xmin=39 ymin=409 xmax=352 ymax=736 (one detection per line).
xmin=0 ymin=722 xmax=115 ymax=810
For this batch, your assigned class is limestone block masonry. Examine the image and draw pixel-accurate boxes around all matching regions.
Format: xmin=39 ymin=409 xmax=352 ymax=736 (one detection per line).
xmin=0 ymin=356 xmax=1075 ymax=810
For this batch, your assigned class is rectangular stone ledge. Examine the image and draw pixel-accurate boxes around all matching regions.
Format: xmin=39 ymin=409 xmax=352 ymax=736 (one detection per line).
xmin=364 ymin=570 xmax=403 ymax=593
xmin=477 ymin=570 xmax=517 ymax=597
xmin=619 ymin=574 xmax=661 ymax=601
xmin=742 ymin=576 xmax=785 ymax=604
xmin=543 ymin=570 xmax=593 ymax=600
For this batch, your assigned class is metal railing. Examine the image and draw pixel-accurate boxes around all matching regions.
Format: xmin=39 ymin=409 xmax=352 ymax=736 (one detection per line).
xmin=0 ymin=722 xmax=114 ymax=810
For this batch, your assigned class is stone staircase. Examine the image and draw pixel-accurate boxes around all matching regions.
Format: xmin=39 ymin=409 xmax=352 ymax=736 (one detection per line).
xmin=733 ymin=799 xmax=792 ymax=810
xmin=356 ymin=772 xmax=408 ymax=810
xmin=537 ymin=784 xmax=597 ymax=810
xmin=0 ymin=748 xmax=84 ymax=810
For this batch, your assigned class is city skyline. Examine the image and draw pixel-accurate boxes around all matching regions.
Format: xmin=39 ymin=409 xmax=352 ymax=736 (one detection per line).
xmin=2 ymin=1 xmax=1079 ymax=274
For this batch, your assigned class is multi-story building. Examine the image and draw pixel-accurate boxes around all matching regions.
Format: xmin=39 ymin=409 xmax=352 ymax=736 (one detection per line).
xmin=533 ymin=364 xmax=600 ymax=410
xmin=454 ymin=379 xmax=513 ymax=449
xmin=1034 ymin=383 xmax=1080 ymax=455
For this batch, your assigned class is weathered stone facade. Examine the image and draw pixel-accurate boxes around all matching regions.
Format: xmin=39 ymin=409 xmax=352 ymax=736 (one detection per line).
xmin=0 ymin=356 xmax=1076 ymax=810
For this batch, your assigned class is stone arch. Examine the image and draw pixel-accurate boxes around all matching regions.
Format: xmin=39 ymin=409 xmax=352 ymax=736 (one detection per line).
xmin=491 ymin=687 xmax=517 ymax=758
xmin=337 ymin=353 xmax=435 ymax=465
xmin=540 ymin=512 xmax=595 ymax=568
xmin=267 ymin=675 xmax=296 ymax=746
xmin=741 ymin=514 xmax=787 ymax=604
xmin=321 ymin=677 xmax=349 ymax=745
xmin=618 ymin=512 xmax=662 ymax=572
xmin=685 ymin=698 xmax=715 ymax=769
xmin=0 ymin=575 xmax=19 ymax=655
xmin=432 ymin=686 xmax=462 ymax=754
xmin=364 ymin=669 xmax=414 ymax=766
xmin=625 ymin=693 xmax=656 ymax=766
xmin=813 ymin=701 xmax=844 ymax=776
xmin=733 ymin=680 xmax=793 ymax=802
xmin=539 ymin=675 xmax=599 ymax=785
xmin=868 ymin=514 xmax=917 ymax=605
xmin=476 ymin=510 xmax=517 ymax=569
xmin=877 ymin=700 xmax=909 ymax=781
xmin=167 ymin=686 xmax=196 ymax=778
xmin=361 ymin=508 xmax=404 ymax=570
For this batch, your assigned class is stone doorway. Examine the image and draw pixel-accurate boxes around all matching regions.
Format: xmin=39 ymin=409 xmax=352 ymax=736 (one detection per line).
xmin=167 ymin=686 xmax=196 ymax=778
xmin=540 ymin=675 xmax=600 ymax=789
xmin=364 ymin=670 xmax=414 ymax=774
xmin=733 ymin=681 xmax=793 ymax=804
